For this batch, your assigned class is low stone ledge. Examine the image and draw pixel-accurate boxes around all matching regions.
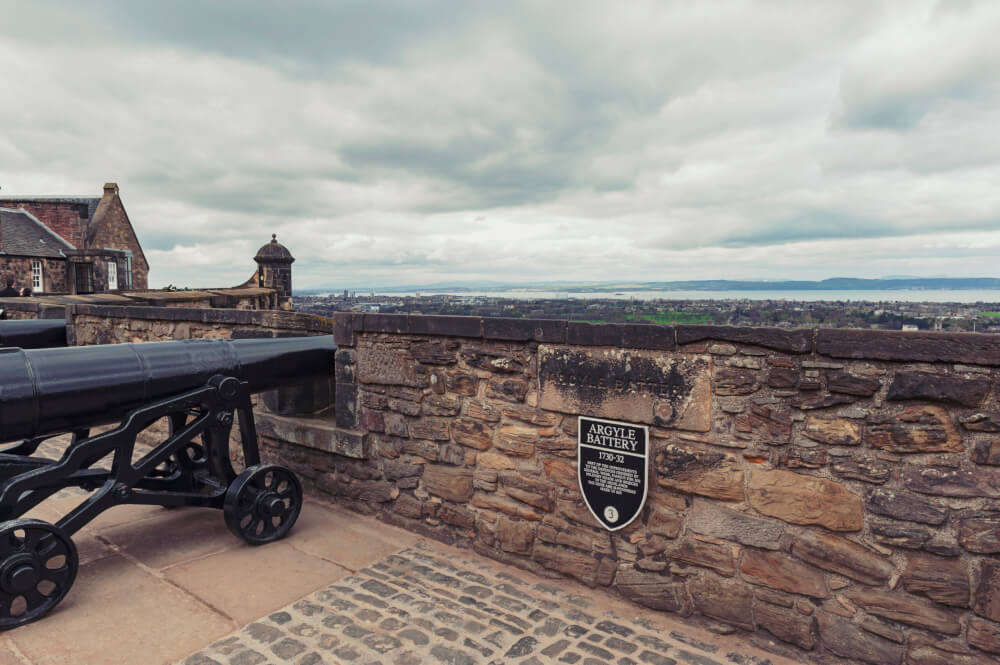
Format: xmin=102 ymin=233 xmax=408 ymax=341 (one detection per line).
xmin=566 ymin=321 xmax=675 ymax=350
xmin=71 ymin=304 xmax=331 ymax=332
xmin=481 ymin=316 xmax=566 ymax=342
xmin=256 ymin=412 xmax=365 ymax=459
xmin=817 ymin=329 xmax=1000 ymax=366
xmin=676 ymin=325 xmax=813 ymax=354
xmin=0 ymin=300 xmax=66 ymax=319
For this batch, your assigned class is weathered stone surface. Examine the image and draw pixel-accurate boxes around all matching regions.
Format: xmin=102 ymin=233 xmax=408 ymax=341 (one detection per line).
xmin=542 ymin=458 xmax=577 ymax=490
xmin=451 ymin=418 xmax=493 ymax=450
xmin=778 ymin=446 xmax=828 ymax=470
xmin=676 ymin=325 xmax=812 ymax=354
xmin=478 ymin=452 xmax=516 ymax=470
xmin=687 ymin=575 xmax=754 ymax=630
xmin=438 ymin=503 xmax=476 ymax=529
xmin=868 ymin=488 xmax=948 ymax=525
xmin=803 ymin=417 xmax=862 ymax=446
xmin=740 ymin=549 xmax=828 ymax=598
xmin=714 ymin=368 xmax=760 ymax=396
xmin=422 ymin=465 xmax=474 ymax=502
xmin=870 ymin=519 xmax=932 ymax=550
xmin=538 ymin=346 xmax=711 ymax=431
xmin=755 ymin=601 xmax=817 ymax=650
xmin=816 ymin=329 xmax=1000 ymax=366
xmin=904 ymin=466 xmax=1000 ymax=498
xmin=887 ymin=371 xmax=989 ymax=407
xmin=447 ymin=373 xmax=478 ymax=396
xmin=411 ymin=340 xmax=459 ymax=365
xmin=410 ymin=419 xmax=450 ymax=441
xmin=830 ymin=456 xmax=892 ymax=484
xmin=827 ymin=370 xmax=880 ymax=397
xmin=906 ymin=644 xmax=997 ymax=665
xmin=613 ymin=567 xmax=687 ymax=612
xmin=867 ymin=405 xmax=963 ymax=454
xmin=748 ymin=469 xmax=863 ymax=531
xmin=646 ymin=507 xmax=683 ymax=539
xmin=766 ymin=368 xmax=799 ymax=389
xmin=687 ymin=499 xmax=783 ymax=550
xmin=734 ymin=406 xmax=791 ymax=444
xmin=844 ymin=588 xmax=962 ymax=634
xmin=486 ymin=377 xmax=529 ymax=403
xmin=958 ymin=512 xmax=1000 ymax=553
xmin=902 ymin=552 xmax=970 ymax=607
xmin=538 ymin=516 xmax=612 ymax=554
xmin=357 ymin=346 xmax=428 ymax=387
xmin=322 ymin=476 xmax=398 ymax=503
xmin=472 ymin=493 xmax=543 ymax=521
xmin=532 ymin=543 xmax=598 ymax=586
xmin=655 ymin=445 xmax=744 ymax=502
xmin=968 ymin=617 xmax=1000 ymax=654
xmin=972 ymin=440 xmax=1000 ymax=466
xmin=817 ymin=612 xmax=905 ymax=665
xmin=961 ymin=412 xmax=1000 ymax=432
xmin=422 ymin=394 xmax=461 ymax=416
xmin=791 ymin=393 xmax=856 ymax=410
xmin=667 ymin=539 xmax=735 ymax=577
xmin=791 ymin=531 xmax=893 ymax=586
xmin=495 ymin=424 xmax=538 ymax=457
xmin=497 ymin=517 xmax=535 ymax=554
xmin=860 ymin=616 xmax=904 ymax=644
xmin=973 ymin=561 xmax=1000 ymax=622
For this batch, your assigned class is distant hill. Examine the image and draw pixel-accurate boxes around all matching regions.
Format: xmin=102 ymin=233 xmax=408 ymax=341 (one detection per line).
xmin=299 ymin=277 xmax=1000 ymax=294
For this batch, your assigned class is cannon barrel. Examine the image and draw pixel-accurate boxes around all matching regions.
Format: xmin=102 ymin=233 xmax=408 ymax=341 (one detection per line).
xmin=0 ymin=336 xmax=336 ymax=442
xmin=0 ymin=320 xmax=67 ymax=349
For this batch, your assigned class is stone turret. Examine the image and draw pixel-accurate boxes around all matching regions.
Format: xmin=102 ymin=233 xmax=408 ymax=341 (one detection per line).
xmin=254 ymin=234 xmax=295 ymax=310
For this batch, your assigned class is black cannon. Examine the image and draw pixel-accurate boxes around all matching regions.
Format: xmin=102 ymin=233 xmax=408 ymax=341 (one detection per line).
xmin=0 ymin=336 xmax=335 ymax=628
xmin=0 ymin=320 xmax=67 ymax=349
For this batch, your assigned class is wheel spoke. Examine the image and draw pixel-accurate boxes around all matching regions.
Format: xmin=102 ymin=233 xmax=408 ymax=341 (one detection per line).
xmin=41 ymin=564 xmax=72 ymax=589
xmin=23 ymin=588 xmax=47 ymax=611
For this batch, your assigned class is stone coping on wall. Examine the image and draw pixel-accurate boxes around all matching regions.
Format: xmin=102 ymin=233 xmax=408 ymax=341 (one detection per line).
xmin=72 ymin=303 xmax=333 ymax=333
xmin=0 ymin=299 xmax=67 ymax=319
xmin=333 ymin=312 xmax=1000 ymax=365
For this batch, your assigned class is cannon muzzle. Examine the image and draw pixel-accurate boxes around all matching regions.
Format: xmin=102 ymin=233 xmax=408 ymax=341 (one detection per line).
xmin=0 ymin=336 xmax=335 ymax=442
xmin=0 ymin=320 xmax=67 ymax=349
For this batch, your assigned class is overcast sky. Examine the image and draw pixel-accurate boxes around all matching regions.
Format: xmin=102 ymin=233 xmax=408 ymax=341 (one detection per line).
xmin=2 ymin=1 xmax=999 ymax=289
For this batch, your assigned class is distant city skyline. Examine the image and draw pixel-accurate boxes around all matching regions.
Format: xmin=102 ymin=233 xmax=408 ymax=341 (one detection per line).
xmin=2 ymin=1 xmax=999 ymax=289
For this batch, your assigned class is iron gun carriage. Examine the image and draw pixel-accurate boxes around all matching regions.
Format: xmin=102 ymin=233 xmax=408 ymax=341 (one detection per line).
xmin=0 ymin=335 xmax=335 ymax=628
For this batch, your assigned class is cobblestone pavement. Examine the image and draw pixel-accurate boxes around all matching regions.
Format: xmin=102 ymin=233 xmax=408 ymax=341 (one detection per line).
xmin=178 ymin=542 xmax=787 ymax=665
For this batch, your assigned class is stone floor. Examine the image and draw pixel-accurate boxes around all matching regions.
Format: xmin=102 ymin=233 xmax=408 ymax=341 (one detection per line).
xmin=0 ymin=492 xmax=798 ymax=665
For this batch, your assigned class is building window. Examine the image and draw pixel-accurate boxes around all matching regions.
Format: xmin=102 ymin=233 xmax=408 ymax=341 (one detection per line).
xmin=31 ymin=261 xmax=42 ymax=291
xmin=107 ymin=260 xmax=118 ymax=290
xmin=124 ymin=255 xmax=133 ymax=290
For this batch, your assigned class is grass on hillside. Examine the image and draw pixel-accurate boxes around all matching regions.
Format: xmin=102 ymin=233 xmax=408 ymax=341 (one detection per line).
xmin=982 ymin=312 xmax=1000 ymax=318
xmin=628 ymin=311 xmax=713 ymax=325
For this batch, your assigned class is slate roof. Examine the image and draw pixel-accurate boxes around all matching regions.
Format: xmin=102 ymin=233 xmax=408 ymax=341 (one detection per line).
xmin=0 ymin=207 xmax=75 ymax=258
xmin=0 ymin=196 xmax=100 ymax=221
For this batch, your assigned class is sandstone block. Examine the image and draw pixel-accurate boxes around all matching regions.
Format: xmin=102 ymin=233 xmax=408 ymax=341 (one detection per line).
xmin=451 ymin=418 xmax=493 ymax=450
xmin=734 ymin=406 xmax=791 ymax=444
xmin=655 ymin=445 xmax=744 ymax=502
xmin=958 ymin=512 xmax=1000 ymax=553
xmin=902 ymin=552 xmax=970 ymax=607
xmin=647 ymin=507 xmax=683 ymax=539
xmin=971 ymin=440 xmax=1000 ymax=466
xmin=614 ymin=566 xmax=687 ymax=612
xmin=871 ymin=519 xmax=932 ymax=550
xmin=687 ymin=500 xmax=783 ymax=550
xmin=411 ymin=340 xmax=459 ymax=365
xmin=497 ymin=517 xmax=535 ymax=554
xmin=748 ymin=469 xmax=863 ymax=531
xmin=532 ymin=543 xmax=597 ymax=586
xmin=961 ymin=412 xmax=1000 ymax=432
xmin=486 ymin=377 xmax=529 ymax=403
xmin=887 ymin=371 xmax=989 ymax=407
xmin=667 ymin=539 xmax=735 ymax=577
xmin=410 ymin=419 xmax=449 ymax=441
xmin=740 ymin=549 xmax=828 ymax=598
xmin=968 ymin=617 xmax=1000 ymax=655
xmin=791 ymin=531 xmax=893 ymax=586
xmin=844 ymin=587 xmax=962 ymax=634
xmin=817 ymin=612 xmax=905 ymax=665
xmin=358 ymin=346 xmax=428 ymax=387
xmin=478 ymin=452 xmax=516 ymax=470
xmin=687 ymin=574 xmax=753 ymax=630
xmin=867 ymin=406 xmax=963 ymax=454
xmin=422 ymin=465 xmax=474 ymax=502
xmin=766 ymin=368 xmax=799 ymax=389
xmin=867 ymin=488 xmax=948 ymax=525
xmin=905 ymin=466 xmax=1000 ymax=498
xmin=542 ymin=459 xmax=577 ymax=490
xmin=791 ymin=393 xmax=855 ymax=410
xmin=472 ymin=493 xmax=543 ymax=521
xmin=905 ymin=644 xmax=997 ymax=665
xmin=538 ymin=346 xmax=712 ymax=431
xmin=422 ymin=394 xmax=461 ymax=416
xmin=830 ymin=456 xmax=892 ymax=484
xmin=495 ymin=423 xmax=538 ymax=457
xmin=447 ymin=373 xmax=478 ymax=396
xmin=755 ymin=602 xmax=816 ymax=650
xmin=438 ymin=503 xmax=476 ymax=529
xmin=714 ymin=368 xmax=760 ymax=396
xmin=827 ymin=371 xmax=880 ymax=397
xmin=803 ymin=417 xmax=862 ymax=446
xmin=973 ymin=560 xmax=1000 ymax=622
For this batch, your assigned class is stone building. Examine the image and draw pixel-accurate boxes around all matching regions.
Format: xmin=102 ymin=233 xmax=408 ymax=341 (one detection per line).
xmin=238 ymin=234 xmax=295 ymax=310
xmin=0 ymin=182 xmax=148 ymax=294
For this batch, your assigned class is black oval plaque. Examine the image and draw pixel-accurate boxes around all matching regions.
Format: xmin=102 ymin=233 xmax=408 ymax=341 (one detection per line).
xmin=577 ymin=416 xmax=648 ymax=531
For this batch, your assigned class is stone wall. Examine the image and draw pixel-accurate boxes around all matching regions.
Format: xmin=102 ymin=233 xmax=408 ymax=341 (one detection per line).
xmin=255 ymin=313 xmax=1000 ymax=665
xmin=0 ymin=256 xmax=69 ymax=294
